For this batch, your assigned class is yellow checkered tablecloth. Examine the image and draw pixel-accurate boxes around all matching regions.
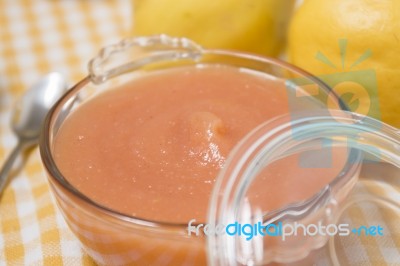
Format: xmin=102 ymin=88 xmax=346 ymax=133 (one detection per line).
xmin=0 ymin=0 xmax=130 ymax=265
xmin=0 ymin=1 xmax=399 ymax=266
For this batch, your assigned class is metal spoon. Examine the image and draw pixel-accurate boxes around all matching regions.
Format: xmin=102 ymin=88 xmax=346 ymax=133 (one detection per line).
xmin=0 ymin=72 xmax=67 ymax=198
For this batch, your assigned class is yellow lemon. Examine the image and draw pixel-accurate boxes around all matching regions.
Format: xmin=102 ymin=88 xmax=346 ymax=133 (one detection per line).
xmin=133 ymin=0 xmax=295 ymax=57
xmin=288 ymin=0 xmax=400 ymax=128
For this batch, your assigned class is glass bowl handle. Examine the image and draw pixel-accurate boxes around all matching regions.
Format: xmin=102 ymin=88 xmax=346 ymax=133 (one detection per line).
xmin=88 ymin=35 xmax=203 ymax=84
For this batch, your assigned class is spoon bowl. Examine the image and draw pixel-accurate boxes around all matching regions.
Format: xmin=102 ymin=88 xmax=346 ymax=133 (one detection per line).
xmin=0 ymin=72 xmax=67 ymax=198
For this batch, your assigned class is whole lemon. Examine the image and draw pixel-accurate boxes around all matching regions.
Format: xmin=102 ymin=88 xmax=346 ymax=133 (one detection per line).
xmin=133 ymin=0 xmax=294 ymax=57
xmin=288 ymin=0 xmax=400 ymax=128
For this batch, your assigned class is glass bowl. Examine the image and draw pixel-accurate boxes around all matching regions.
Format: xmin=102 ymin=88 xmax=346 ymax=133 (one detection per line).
xmin=39 ymin=35 xmax=359 ymax=265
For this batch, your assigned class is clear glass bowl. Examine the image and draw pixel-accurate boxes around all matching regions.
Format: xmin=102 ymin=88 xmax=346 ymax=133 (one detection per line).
xmin=39 ymin=35 xmax=359 ymax=265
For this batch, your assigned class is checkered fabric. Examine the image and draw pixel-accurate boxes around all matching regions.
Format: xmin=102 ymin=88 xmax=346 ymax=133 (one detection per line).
xmin=0 ymin=0 xmax=130 ymax=265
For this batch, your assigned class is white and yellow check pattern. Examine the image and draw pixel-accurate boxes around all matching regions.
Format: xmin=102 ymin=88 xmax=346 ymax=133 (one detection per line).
xmin=0 ymin=1 xmax=399 ymax=265
xmin=0 ymin=0 xmax=130 ymax=265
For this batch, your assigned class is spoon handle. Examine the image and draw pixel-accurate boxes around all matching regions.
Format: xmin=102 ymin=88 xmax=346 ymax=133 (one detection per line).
xmin=0 ymin=142 xmax=24 ymax=199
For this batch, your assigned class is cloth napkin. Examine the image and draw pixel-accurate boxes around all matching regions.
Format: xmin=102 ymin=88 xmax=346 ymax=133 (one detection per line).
xmin=0 ymin=1 xmax=129 ymax=264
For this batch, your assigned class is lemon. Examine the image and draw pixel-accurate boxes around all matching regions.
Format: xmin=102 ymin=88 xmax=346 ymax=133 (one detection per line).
xmin=133 ymin=0 xmax=295 ymax=57
xmin=288 ymin=0 xmax=400 ymax=128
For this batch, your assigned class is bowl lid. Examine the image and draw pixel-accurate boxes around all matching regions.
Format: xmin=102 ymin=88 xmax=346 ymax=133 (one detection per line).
xmin=207 ymin=110 xmax=400 ymax=265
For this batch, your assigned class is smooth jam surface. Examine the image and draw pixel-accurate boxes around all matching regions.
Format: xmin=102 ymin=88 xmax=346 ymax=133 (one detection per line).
xmin=54 ymin=66 xmax=345 ymax=223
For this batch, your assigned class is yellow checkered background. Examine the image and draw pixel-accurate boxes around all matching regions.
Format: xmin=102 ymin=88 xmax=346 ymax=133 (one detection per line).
xmin=0 ymin=0 xmax=399 ymax=265
xmin=0 ymin=0 xmax=129 ymax=265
